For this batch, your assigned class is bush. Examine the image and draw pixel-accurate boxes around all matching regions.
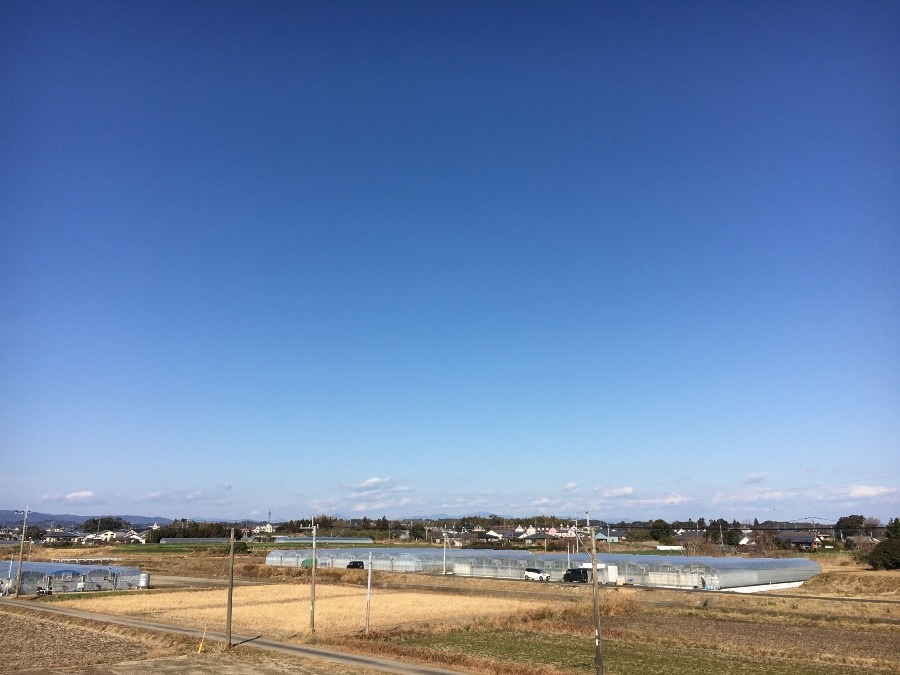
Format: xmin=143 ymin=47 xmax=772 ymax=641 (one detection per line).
xmin=628 ymin=529 xmax=652 ymax=542
xmin=868 ymin=538 xmax=900 ymax=570
xmin=210 ymin=541 xmax=250 ymax=555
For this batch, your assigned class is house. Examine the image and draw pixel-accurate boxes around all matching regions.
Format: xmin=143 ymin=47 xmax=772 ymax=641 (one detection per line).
xmin=43 ymin=530 xmax=80 ymax=544
xmin=253 ymin=523 xmax=275 ymax=535
xmin=777 ymin=531 xmax=823 ymax=550
xmin=123 ymin=530 xmax=147 ymax=544
xmin=594 ymin=531 xmax=620 ymax=543
xmin=521 ymin=532 xmax=555 ymax=545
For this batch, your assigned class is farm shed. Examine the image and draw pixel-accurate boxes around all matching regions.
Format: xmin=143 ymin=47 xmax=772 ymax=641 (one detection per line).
xmin=2 ymin=560 xmax=146 ymax=595
xmin=265 ymin=548 xmax=820 ymax=592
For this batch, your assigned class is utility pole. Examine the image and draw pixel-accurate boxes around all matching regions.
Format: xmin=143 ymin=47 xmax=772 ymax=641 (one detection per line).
xmin=589 ymin=522 xmax=604 ymax=675
xmin=14 ymin=507 xmax=29 ymax=598
xmin=225 ymin=528 xmax=235 ymax=650
xmin=365 ymin=552 xmax=373 ymax=635
xmin=310 ymin=519 xmax=317 ymax=632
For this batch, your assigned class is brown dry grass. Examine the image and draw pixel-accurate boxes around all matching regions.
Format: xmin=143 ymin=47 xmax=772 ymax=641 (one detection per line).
xmin=0 ymin=603 xmax=201 ymax=671
xmin=53 ymin=582 xmax=559 ymax=639
xmin=794 ymin=569 xmax=900 ymax=598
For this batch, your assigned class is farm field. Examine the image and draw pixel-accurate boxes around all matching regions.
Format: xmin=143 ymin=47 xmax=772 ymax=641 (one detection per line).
xmin=7 ymin=546 xmax=900 ymax=674
xmin=0 ymin=604 xmax=377 ymax=675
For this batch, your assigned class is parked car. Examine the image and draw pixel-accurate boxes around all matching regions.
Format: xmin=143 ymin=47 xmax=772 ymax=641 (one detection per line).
xmin=562 ymin=568 xmax=590 ymax=583
xmin=347 ymin=560 xmax=364 ymax=569
xmin=523 ymin=567 xmax=550 ymax=581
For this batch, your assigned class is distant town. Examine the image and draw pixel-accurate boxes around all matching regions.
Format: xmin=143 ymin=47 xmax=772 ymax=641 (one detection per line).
xmin=0 ymin=510 xmax=891 ymax=554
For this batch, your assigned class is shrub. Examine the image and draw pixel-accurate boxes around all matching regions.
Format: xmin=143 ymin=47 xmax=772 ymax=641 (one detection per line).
xmin=868 ymin=537 xmax=900 ymax=570
xmin=628 ymin=529 xmax=652 ymax=542
xmin=210 ymin=541 xmax=249 ymax=555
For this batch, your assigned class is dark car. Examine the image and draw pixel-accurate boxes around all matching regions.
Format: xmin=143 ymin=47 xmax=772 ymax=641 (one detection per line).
xmin=562 ymin=568 xmax=589 ymax=583
xmin=347 ymin=560 xmax=365 ymax=569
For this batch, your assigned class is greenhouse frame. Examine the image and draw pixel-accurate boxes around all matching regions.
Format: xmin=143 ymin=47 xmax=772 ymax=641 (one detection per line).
xmin=1 ymin=560 xmax=147 ymax=596
xmin=265 ymin=548 xmax=820 ymax=592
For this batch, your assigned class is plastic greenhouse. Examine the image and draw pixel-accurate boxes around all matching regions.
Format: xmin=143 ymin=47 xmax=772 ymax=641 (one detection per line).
xmin=265 ymin=548 xmax=820 ymax=592
xmin=1 ymin=560 xmax=147 ymax=596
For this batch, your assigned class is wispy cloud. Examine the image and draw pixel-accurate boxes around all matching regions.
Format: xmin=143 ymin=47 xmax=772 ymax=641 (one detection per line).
xmin=65 ymin=490 xmax=97 ymax=504
xmin=847 ymin=485 xmax=894 ymax=498
xmin=530 ymin=497 xmax=556 ymax=507
xmin=626 ymin=493 xmax=688 ymax=507
xmin=602 ymin=486 xmax=634 ymax=498
xmin=563 ymin=482 xmax=579 ymax=493
xmin=744 ymin=473 xmax=768 ymax=485
xmin=347 ymin=477 xmax=398 ymax=492
xmin=324 ymin=477 xmax=420 ymax=515
xmin=40 ymin=490 xmax=99 ymax=504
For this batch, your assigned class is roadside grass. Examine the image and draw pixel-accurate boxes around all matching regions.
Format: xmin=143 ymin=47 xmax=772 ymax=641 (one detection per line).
xmin=385 ymin=628 xmax=889 ymax=675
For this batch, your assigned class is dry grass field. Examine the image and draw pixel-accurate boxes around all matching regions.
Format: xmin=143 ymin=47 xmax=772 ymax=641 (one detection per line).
xmin=0 ymin=603 xmax=382 ymax=675
xmin=14 ymin=547 xmax=900 ymax=675
xmin=52 ymin=582 xmax=561 ymax=639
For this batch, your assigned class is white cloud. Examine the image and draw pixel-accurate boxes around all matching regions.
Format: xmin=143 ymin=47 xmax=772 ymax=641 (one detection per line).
xmin=349 ymin=477 xmax=398 ymax=492
xmin=744 ymin=473 xmax=768 ymax=485
xmin=64 ymin=491 xmax=96 ymax=504
xmin=530 ymin=497 xmax=554 ymax=507
xmin=743 ymin=489 xmax=788 ymax=503
xmin=847 ymin=485 xmax=894 ymax=498
xmin=563 ymin=482 xmax=579 ymax=492
xmin=602 ymin=486 xmax=634 ymax=498
xmin=628 ymin=493 xmax=687 ymax=506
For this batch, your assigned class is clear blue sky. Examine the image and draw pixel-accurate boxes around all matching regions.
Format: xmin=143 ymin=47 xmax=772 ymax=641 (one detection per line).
xmin=2 ymin=1 xmax=898 ymax=525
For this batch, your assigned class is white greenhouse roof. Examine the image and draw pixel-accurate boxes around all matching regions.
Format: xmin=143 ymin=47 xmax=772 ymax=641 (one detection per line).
xmin=265 ymin=547 xmax=820 ymax=590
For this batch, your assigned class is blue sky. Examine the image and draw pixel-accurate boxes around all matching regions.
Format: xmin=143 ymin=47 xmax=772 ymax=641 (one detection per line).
xmin=2 ymin=1 xmax=898 ymax=525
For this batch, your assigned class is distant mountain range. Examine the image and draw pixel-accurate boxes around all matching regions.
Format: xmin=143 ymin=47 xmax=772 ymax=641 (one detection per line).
xmin=0 ymin=510 xmax=172 ymax=529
